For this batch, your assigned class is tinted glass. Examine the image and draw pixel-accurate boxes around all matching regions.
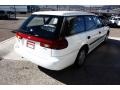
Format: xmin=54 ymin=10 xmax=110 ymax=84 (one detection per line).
xmin=93 ymin=16 xmax=103 ymax=28
xmin=70 ymin=16 xmax=85 ymax=34
xmin=85 ymin=16 xmax=97 ymax=31
xmin=19 ymin=15 xmax=63 ymax=39
xmin=64 ymin=16 xmax=85 ymax=36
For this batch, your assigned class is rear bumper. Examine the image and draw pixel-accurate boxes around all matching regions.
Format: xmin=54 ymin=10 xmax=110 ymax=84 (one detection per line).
xmin=14 ymin=43 xmax=77 ymax=70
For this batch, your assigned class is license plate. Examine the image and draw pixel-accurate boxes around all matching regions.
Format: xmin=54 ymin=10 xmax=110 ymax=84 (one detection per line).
xmin=26 ymin=40 xmax=35 ymax=49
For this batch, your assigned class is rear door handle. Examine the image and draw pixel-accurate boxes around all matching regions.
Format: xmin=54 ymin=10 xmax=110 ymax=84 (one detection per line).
xmin=87 ymin=36 xmax=91 ymax=39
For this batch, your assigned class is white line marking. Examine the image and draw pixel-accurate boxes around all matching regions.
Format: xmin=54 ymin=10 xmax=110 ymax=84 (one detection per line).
xmin=16 ymin=17 xmax=27 ymax=19
xmin=108 ymin=36 xmax=120 ymax=41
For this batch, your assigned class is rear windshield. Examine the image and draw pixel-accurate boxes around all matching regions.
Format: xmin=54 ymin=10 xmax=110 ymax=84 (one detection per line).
xmin=18 ymin=15 xmax=63 ymax=39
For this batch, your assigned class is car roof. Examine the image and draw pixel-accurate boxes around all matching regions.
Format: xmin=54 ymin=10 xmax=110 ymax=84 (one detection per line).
xmin=32 ymin=11 xmax=95 ymax=16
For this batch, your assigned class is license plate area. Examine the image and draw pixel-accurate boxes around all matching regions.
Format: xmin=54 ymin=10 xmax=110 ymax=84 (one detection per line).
xmin=26 ymin=40 xmax=35 ymax=49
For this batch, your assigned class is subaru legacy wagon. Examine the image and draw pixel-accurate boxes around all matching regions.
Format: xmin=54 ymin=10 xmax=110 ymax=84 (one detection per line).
xmin=14 ymin=11 xmax=110 ymax=70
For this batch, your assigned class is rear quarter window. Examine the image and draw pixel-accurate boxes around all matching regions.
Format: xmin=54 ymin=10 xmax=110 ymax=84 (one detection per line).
xmin=63 ymin=16 xmax=85 ymax=36
xmin=93 ymin=16 xmax=103 ymax=28
xmin=85 ymin=16 xmax=97 ymax=31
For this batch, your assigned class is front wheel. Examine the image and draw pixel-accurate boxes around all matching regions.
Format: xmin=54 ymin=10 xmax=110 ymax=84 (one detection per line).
xmin=74 ymin=49 xmax=87 ymax=67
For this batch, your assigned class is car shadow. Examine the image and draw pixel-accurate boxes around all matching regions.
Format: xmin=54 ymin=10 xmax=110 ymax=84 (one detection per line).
xmin=38 ymin=39 xmax=120 ymax=85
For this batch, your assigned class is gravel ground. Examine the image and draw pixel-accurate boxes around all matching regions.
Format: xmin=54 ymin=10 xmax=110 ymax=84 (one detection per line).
xmin=0 ymin=59 xmax=63 ymax=85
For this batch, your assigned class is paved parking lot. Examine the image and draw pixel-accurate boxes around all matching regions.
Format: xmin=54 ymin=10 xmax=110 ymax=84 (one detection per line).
xmin=109 ymin=28 xmax=120 ymax=37
xmin=0 ymin=18 xmax=25 ymax=42
xmin=0 ymin=18 xmax=120 ymax=84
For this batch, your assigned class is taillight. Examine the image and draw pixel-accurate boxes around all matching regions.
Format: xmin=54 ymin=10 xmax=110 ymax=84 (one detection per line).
xmin=15 ymin=32 xmax=68 ymax=50
xmin=40 ymin=39 xmax=68 ymax=50
xmin=16 ymin=33 xmax=23 ymax=39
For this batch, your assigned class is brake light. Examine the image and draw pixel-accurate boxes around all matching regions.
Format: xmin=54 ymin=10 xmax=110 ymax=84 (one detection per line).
xmin=40 ymin=39 xmax=68 ymax=50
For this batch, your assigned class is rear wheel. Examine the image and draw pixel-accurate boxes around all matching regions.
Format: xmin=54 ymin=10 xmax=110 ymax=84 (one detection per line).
xmin=74 ymin=49 xmax=87 ymax=67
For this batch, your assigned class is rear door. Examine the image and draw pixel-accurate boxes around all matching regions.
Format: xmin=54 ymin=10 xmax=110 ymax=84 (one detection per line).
xmin=84 ymin=16 xmax=100 ymax=51
xmin=52 ymin=16 xmax=87 ymax=57
xmin=94 ymin=16 xmax=109 ymax=38
xmin=17 ymin=15 xmax=63 ymax=57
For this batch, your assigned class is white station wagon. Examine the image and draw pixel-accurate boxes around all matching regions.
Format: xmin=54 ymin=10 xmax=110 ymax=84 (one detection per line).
xmin=14 ymin=11 xmax=110 ymax=70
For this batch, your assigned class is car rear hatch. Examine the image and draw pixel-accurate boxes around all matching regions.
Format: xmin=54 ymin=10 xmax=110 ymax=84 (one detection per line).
xmin=16 ymin=15 xmax=63 ymax=57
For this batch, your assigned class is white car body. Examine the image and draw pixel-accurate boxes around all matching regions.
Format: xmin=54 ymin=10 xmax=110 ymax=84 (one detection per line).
xmin=109 ymin=16 xmax=120 ymax=26
xmin=14 ymin=11 xmax=110 ymax=70
xmin=115 ymin=17 xmax=120 ymax=26
xmin=109 ymin=16 xmax=116 ymax=24
xmin=110 ymin=19 xmax=115 ymax=24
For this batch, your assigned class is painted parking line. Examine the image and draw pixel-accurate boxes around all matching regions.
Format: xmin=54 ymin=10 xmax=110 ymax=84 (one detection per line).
xmin=16 ymin=17 xmax=27 ymax=20
xmin=0 ymin=37 xmax=26 ymax=61
xmin=108 ymin=36 xmax=120 ymax=41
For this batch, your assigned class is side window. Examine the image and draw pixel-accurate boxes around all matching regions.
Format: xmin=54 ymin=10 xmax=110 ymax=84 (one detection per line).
xmin=93 ymin=16 xmax=103 ymax=28
xmin=71 ymin=16 xmax=85 ymax=34
xmin=64 ymin=16 xmax=85 ymax=36
xmin=85 ymin=16 xmax=97 ymax=31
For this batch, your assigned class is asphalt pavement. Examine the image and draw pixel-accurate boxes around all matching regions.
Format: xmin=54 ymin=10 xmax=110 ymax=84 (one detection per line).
xmin=0 ymin=18 xmax=25 ymax=42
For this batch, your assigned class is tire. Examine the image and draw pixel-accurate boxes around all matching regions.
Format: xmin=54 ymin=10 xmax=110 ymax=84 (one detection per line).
xmin=74 ymin=48 xmax=87 ymax=67
xmin=113 ymin=23 xmax=117 ymax=27
xmin=104 ymin=32 xmax=109 ymax=42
